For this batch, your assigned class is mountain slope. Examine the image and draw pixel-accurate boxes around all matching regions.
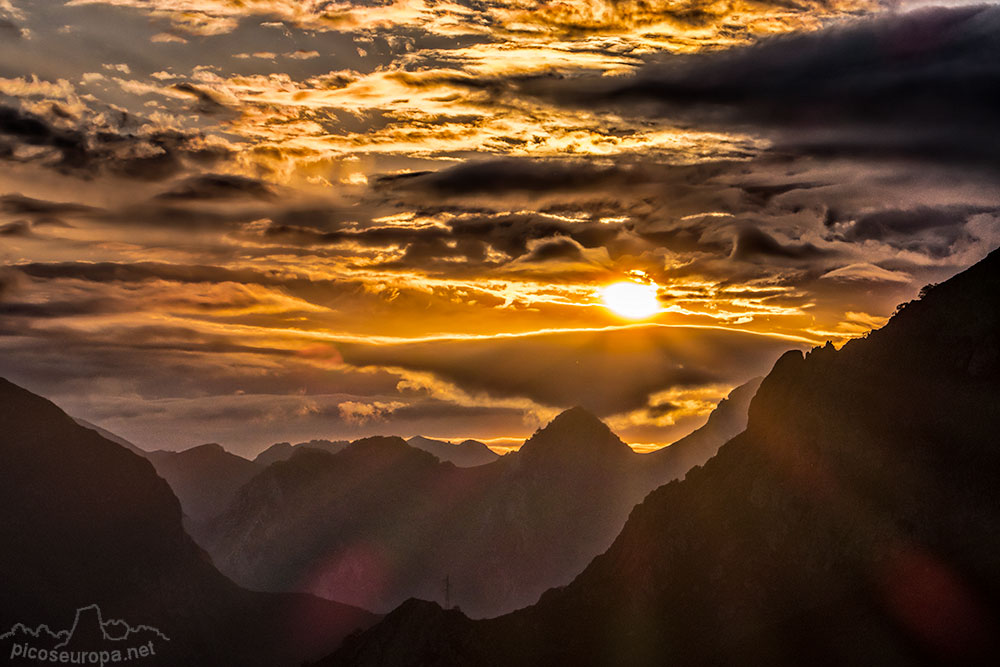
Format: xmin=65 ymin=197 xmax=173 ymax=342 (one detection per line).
xmin=73 ymin=417 xmax=147 ymax=456
xmin=145 ymin=443 xmax=262 ymax=521
xmin=643 ymin=375 xmax=762 ymax=478
xmin=322 ymin=248 xmax=1000 ymax=666
xmin=407 ymin=436 xmax=499 ymax=467
xmin=0 ymin=378 xmax=377 ymax=666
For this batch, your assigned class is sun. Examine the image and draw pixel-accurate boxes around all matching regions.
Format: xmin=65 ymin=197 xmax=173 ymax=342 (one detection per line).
xmin=601 ymin=281 xmax=661 ymax=319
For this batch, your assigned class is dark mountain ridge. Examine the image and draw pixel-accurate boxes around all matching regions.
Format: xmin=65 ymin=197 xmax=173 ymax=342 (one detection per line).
xmin=0 ymin=377 xmax=377 ymax=666
xmin=406 ymin=435 xmax=499 ymax=467
xmin=145 ymin=442 xmax=261 ymax=521
xmin=321 ymin=247 xmax=1000 ymax=666
xmin=254 ymin=438 xmax=350 ymax=467
xmin=644 ymin=375 xmax=762 ymax=476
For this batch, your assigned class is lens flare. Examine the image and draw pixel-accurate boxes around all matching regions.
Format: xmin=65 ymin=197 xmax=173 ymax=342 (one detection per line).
xmin=601 ymin=282 xmax=661 ymax=319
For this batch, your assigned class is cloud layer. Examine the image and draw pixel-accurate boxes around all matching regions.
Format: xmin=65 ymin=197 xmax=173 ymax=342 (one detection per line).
xmin=1 ymin=1 xmax=998 ymax=453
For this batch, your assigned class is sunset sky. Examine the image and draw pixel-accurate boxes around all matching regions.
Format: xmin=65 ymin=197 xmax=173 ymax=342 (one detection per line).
xmin=1 ymin=0 xmax=998 ymax=455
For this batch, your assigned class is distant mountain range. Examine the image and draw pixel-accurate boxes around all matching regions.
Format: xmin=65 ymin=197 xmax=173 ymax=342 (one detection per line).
xmin=63 ymin=377 xmax=757 ymax=619
xmin=320 ymin=249 xmax=1000 ymax=665
xmin=406 ymin=436 xmax=499 ymax=467
xmin=0 ymin=377 xmax=377 ymax=666
xmin=191 ymin=383 xmax=758 ymax=618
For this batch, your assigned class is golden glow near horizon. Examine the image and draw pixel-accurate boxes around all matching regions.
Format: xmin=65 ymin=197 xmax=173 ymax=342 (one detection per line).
xmin=601 ymin=280 xmax=661 ymax=320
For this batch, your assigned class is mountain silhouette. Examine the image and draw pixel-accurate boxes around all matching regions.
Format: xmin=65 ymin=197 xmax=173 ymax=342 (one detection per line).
xmin=644 ymin=376 xmax=762 ymax=478
xmin=254 ymin=439 xmax=350 ymax=467
xmin=0 ymin=378 xmax=376 ymax=666
xmin=145 ymin=443 xmax=261 ymax=521
xmin=73 ymin=418 xmax=147 ymax=456
xmin=195 ymin=393 xmax=754 ymax=618
xmin=320 ymin=247 xmax=1000 ymax=666
xmin=406 ymin=436 xmax=499 ymax=467
xmin=516 ymin=406 xmax=633 ymax=467
xmin=68 ymin=423 xmax=265 ymax=522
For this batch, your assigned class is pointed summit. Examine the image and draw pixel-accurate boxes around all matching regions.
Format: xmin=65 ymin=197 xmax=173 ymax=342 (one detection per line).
xmin=517 ymin=406 xmax=632 ymax=465
xmin=553 ymin=405 xmax=605 ymax=425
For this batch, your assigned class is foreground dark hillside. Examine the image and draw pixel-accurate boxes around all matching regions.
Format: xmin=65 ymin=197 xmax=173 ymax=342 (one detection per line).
xmin=323 ymin=248 xmax=1000 ymax=666
xmin=0 ymin=378 xmax=377 ymax=666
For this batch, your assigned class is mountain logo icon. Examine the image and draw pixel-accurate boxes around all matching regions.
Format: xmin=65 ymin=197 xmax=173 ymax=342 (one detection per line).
xmin=2 ymin=604 xmax=168 ymax=665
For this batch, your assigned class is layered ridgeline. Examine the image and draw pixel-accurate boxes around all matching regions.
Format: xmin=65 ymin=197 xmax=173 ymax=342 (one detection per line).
xmin=192 ymin=381 xmax=758 ymax=619
xmin=93 ymin=437 xmax=346 ymax=521
xmin=254 ymin=439 xmax=351 ymax=468
xmin=139 ymin=435 xmax=493 ymax=523
xmin=145 ymin=444 xmax=261 ymax=522
xmin=322 ymin=248 xmax=1000 ymax=667
xmin=69 ymin=423 xmax=323 ymax=522
xmin=255 ymin=437 xmax=494 ymax=469
xmin=0 ymin=379 xmax=376 ymax=666
xmin=406 ymin=436 xmax=499 ymax=467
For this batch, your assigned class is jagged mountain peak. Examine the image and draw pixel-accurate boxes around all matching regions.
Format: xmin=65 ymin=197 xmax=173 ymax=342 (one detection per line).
xmin=517 ymin=406 xmax=632 ymax=464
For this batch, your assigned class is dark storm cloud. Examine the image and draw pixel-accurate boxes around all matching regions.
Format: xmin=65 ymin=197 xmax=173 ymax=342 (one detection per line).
xmin=730 ymin=226 xmax=832 ymax=262
xmin=378 ymin=159 xmax=651 ymax=195
xmin=0 ymin=220 xmax=31 ymax=236
xmin=170 ymin=83 xmax=231 ymax=116
xmin=537 ymin=5 xmax=1000 ymax=166
xmin=337 ymin=325 xmax=803 ymax=415
xmin=0 ymin=104 xmax=228 ymax=179
xmin=0 ymin=323 xmax=389 ymax=394
xmin=844 ymin=206 xmax=986 ymax=242
xmin=388 ymin=236 xmax=489 ymax=266
xmin=263 ymin=222 xmax=448 ymax=248
xmin=155 ymin=174 xmax=277 ymax=201
xmin=110 ymin=201 xmax=262 ymax=230
xmin=0 ymin=316 xmax=506 ymax=453
xmin=523 ymin=237 xmax=585 ymax=263
xmin=265 ymin=211 xmax=623 ymax=265
xmin=0 ymin=19 xmax=22 ymax=39
xmin=389 ymin=400 xmax=526 ymax=423
xmin=10 ymin=262 xmax=364 ymax=306
xmin=646 ymin=401 xmax=680 ymax=419
xmin=0 ymin=104 xmax=91 ymax=171
xmin=0 ymin=193 xmax=100 ymax=216
xmin=269 ymin=205 xmax=367 ymax=231
xmin=371 ymin=158 xmax=843 ymax=265
xmin=13 ymin=261 xmax=287 ymax=285
xmin=740 ymin=182 xmax=825 ymax=207
xmin=7 ymin=261 xmax=380 ymax=315
xmin=448 ymin=214 xmax=620 ymax=258
xmin=0 ymin=298 xmax=121 ymax=318
xmin=828 ymin=205 xmax=998 ymax=260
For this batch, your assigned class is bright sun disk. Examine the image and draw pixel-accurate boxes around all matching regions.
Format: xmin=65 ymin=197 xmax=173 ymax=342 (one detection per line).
xmin=601 ymin=281 xmax=661 ymax=319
